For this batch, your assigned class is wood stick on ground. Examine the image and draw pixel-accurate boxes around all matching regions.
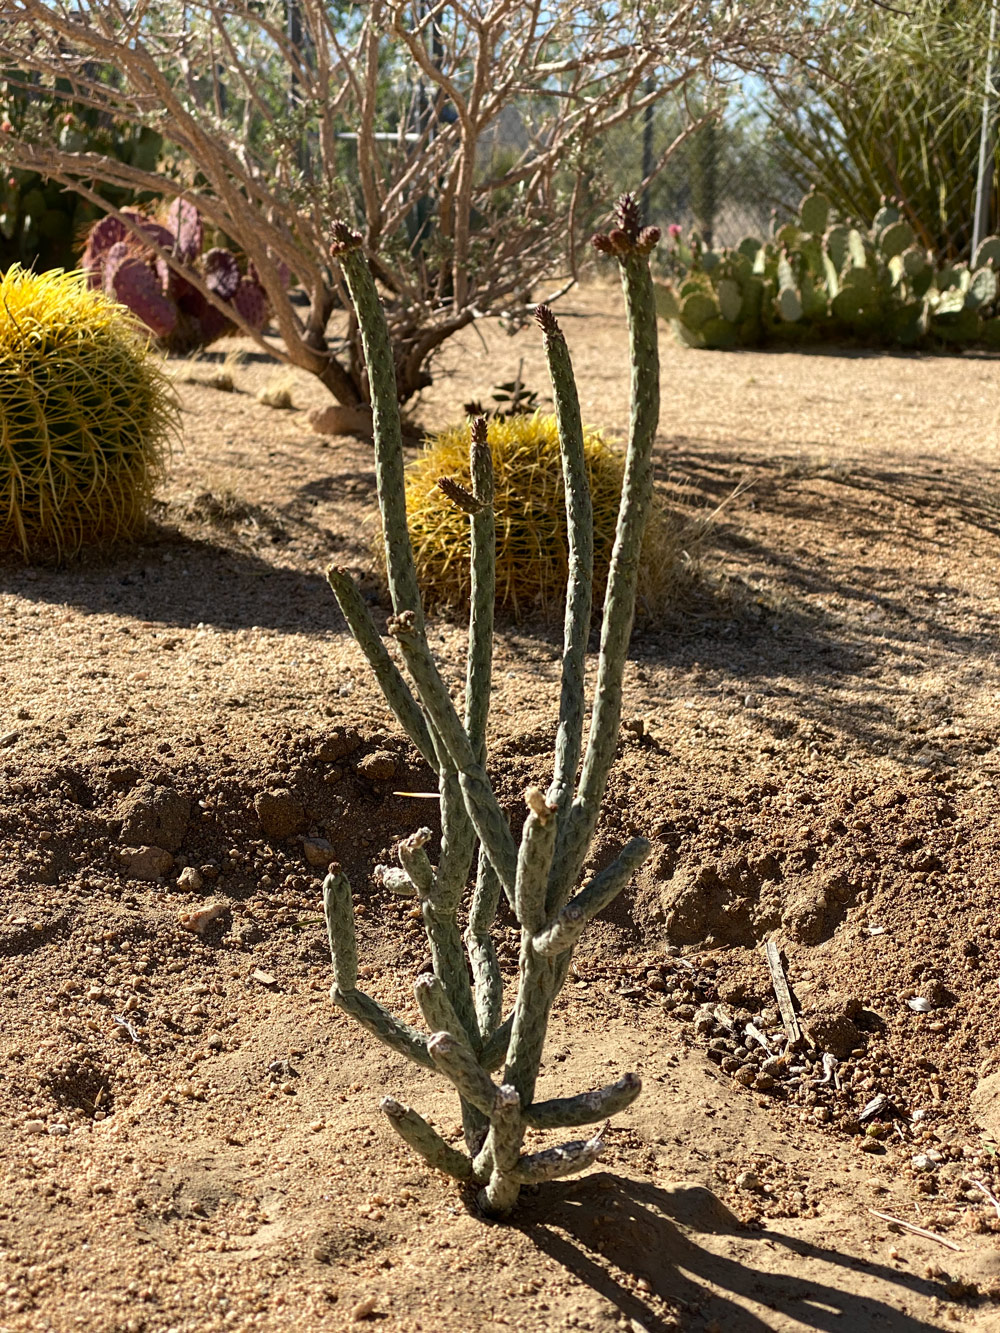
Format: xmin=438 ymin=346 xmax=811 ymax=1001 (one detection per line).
xmin=868 ymin=1209 xmax=965 ymax=1251
xmin=763 ymin=939 xmax=806 ymax=1048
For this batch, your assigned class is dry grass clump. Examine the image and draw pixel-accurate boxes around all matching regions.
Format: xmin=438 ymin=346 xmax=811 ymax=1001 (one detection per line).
xmin=400 ymin=413 xmax=689 ymax=620
xmin=0 ymin=266 xmax=176 ymax=561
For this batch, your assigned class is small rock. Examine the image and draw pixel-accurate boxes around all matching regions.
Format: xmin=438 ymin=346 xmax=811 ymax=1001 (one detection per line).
xmin=252 ymin=969 xmax=277 ymax=987
xmin=351 ymin=1296 xmax=379 ymax=1322
xmin=355 ymin=751 xmax=397 ymax=782
xmin=49 ymin=1123 xmax=69 ymax=1136
xmin=255 ymin=789 xmax=306 ymax=839
xmin=673 ymin=1005 xmax=696 ymax=1022
xmin=23 ymin=1119 xmax=45 ymax=1135
xmin=303 ymin=837 xmax=337 ymax=869
xmin=120 ymin=845 xmax=174 ymax=881
xmin=911 ymin=1153 xmax=936 ymax=1173
xmin=753 ymin=1073 xmax=775 ymax=1093
xmin=309 ymin=403 xmax=373 ymax=438
xmin=177 ymin=865 xmax=204 ymax=891
xmin=734 ymin=1065 xmax=757 ymax=1087
xmin=735 ymin=1170 xmax=760 ymax=1191
xmin=693 ymin=1012 xmax=716 ymax=1036
xmin=178 ymin=902 xmax=226 ymax=935
xmin=908 ymin=996 xmax=932 ymax=1013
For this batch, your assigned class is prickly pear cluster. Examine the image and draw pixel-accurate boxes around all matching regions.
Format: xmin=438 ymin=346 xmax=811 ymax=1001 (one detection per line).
xmin=80 ymin=199 xmax=270 ymax=353
xmin=657 ymin=193 xmax=1000 ymax=351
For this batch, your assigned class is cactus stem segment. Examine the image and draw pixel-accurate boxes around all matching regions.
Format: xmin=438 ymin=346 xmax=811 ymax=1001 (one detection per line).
xmin=524 ymin=1073 xmax=642 ymax=1129
xmin=380 ymin=1098 xmax=473 ymax=1181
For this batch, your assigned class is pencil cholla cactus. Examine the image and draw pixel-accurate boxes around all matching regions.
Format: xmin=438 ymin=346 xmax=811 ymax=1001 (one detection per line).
xmin=323 ymin=194 xmax=660 ymax=1217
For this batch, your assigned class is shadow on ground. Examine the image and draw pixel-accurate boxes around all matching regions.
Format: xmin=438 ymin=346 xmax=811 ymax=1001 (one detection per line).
xmin=520 ymin=1175 xmax=948 ymax=1332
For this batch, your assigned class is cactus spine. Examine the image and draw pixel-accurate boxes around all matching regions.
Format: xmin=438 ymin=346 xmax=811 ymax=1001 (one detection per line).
xmin=323 ymin=196 xmax=658 ymax=1217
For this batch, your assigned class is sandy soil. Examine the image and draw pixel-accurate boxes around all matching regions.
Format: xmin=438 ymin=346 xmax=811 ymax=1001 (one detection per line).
xmin=3 ymin=284 xmax=1000 ymax=1332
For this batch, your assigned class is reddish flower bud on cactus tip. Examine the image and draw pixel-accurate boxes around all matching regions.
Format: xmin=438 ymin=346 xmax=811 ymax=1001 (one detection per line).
xmin=591 ymin=233 xmax=615 ymax=255
xmin=668 ymin=223 xmax=682 ymax=240
xmin=614 ymin=192 xmax=642 ymax=242
xmin=638 ymin=226 xmax=661 ymax=254
xmin=329 ymin=221 xmax=362 ymax=255
xmin=0 ymin=121 xmax=12 ymax=134
xmin=533 ymin=304 xmax=560 ymax=336
xmin=608 ymin=228 xmax=630 ymax=254
xmin=470 ymin=415 xmax=488 ymax=445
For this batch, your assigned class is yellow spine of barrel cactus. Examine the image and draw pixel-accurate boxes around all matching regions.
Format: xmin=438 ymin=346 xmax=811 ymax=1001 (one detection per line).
xmin=0 ymin=265 xmax=177 ymax=561
xmin=402 ymin=413 xmax=669 ymax=619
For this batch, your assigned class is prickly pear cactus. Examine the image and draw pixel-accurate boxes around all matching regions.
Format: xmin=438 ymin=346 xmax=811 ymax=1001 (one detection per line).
xmin=655 ymin=190 xmax=1000 ymax=352
xmin=80 ymin=201 xmax=271 ymax=353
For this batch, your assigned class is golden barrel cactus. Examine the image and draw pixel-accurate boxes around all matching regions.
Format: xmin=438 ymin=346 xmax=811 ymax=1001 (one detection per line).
xmin=0 ymin=265 xmax=176 ymax=560
xmin=403 ymin=413 xmax=671 ymax=619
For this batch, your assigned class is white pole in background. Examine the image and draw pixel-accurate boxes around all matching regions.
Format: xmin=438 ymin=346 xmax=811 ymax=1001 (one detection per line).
xmin=972 ymin=0 xmax=999 ymax=257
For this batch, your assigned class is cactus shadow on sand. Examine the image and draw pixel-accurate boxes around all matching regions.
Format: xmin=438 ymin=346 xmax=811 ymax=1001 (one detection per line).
xmin=518 ymin=1174 xmax=948 ymax=1332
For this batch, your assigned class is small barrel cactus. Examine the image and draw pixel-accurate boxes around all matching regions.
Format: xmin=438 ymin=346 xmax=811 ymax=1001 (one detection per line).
xmin=0 ymin=265 xmax=176 ymax=560
xmin=402 ymin=414 xmax=671 ymax=620
xmin=80 ymin=198 xmax=271 ymax=353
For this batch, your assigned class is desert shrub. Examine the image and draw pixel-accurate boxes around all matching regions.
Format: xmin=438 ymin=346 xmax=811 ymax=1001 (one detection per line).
xmin=401 ymin=413 xmax=675 ymax=620
xmin=0 ymin=265 xmax=176 ymax=560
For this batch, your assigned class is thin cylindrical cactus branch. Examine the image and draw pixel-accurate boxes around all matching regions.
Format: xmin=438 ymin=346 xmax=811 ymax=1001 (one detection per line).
xmin=374 ymin=864 xmax=414 ymax=896
xmin=428 ymin=1032 xmax=499 ymax=1116
xmin=548 ymin=200 xmax=661 ymax=912
xmin=396 ymin=826 xmax=435 ymax=896
xmin=508 ymin=1126 xmax=607 ymax=1184
xmin=325 ymin=565 xmax=437 ymax=769
xmin=465 ymin=855 xmax=504 ymax=1039
xmin=414 ymin=971 xmax=466 ymax=1037
xmin=535 ymin=306 xmax=593 ymax=820
xmin=323 ymin=866 xmax=358 ymax=991
xmin=479 ymin=1010 xmax=514 ymax=1072
xmin=479 ymin=1084 xmax=523 ymax=1215
xmin=514 ymin=789 xmax=558 ymax=935
xmin=330 ymin=226 xmax=421 ymax=620
xmin=331 ymin=986 xmax=434 ymax=1069
xmin=532 ymin=836 xmax=652 ymax=957
xmin=524 ymin=1073 xmax=642 ymax=1129
xmin=465 ymin=416 xmax=495 ymax=767
xmin=380 ymin=1098 xmax=473 ymax=1181
xmin=386 ymin=610 xmax=519 ymax=889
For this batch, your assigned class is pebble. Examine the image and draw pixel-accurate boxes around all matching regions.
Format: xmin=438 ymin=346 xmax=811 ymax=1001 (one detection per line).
xmin=734 ymin=1065 xmax=757 ymax=1087
xmin=908 ymin=997 xmax=932 ymax=1013
xmin=177 ymin=865 xmax=204 ymax=891
xmin=23 ymin=1119 xmax=45 ymax=1135
xmin=735 ymin=1170 xmax=759 ymax=1191
xmin=351 ymin=1296 xmax=378 ymax=1321
xmin=48 ymin=1123 xmax=69 ymax=1136
xmin=120 ymin=845 xmax=174 ymax=882
xmin=674 ymin=1005 xmax=695 ymax=1022
xmin=912 ymin=1153 xmax=936 ymax=1172
xmin=303 ymin=837 xmax=337 ymax=868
